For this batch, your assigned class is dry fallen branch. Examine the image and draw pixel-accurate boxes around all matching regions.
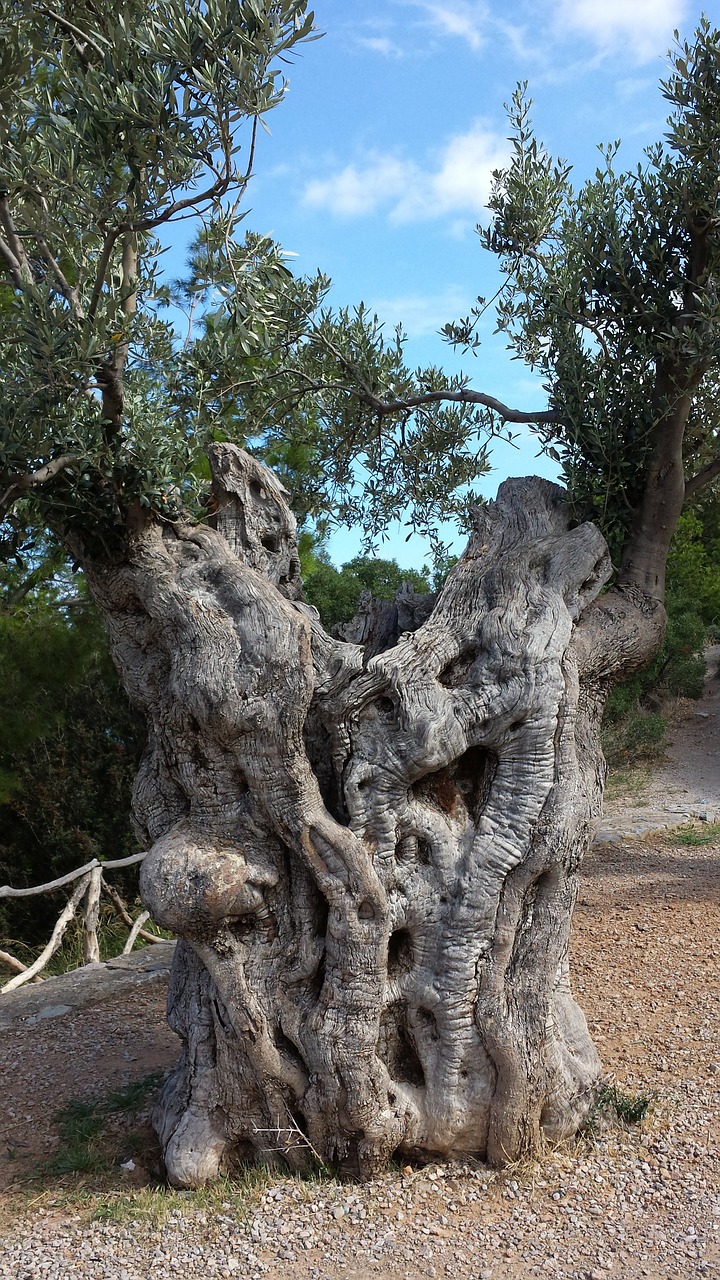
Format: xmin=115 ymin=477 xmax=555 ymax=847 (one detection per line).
xmin=0 ymin=948 xmax=44 ymax=981
xmin=122 ymin=909 xmax=152 ymax=955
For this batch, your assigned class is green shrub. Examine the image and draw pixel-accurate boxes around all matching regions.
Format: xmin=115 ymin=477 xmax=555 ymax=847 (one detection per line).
xmin=602 ymin=710 xmax=666 ymax=768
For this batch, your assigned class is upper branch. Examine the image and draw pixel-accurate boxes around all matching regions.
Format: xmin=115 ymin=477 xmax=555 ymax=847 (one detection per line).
xmin=359 ymin=385 xmax=564 ymax=427
xmin=0 ymin=196 xmax=35 ymax=290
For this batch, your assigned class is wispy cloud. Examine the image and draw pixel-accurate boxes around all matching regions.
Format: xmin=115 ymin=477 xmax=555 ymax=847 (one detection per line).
xmin=302 ymin=122 xmax=509 ymax=224
xmin=556 ymin=0 xmax=688 ymax=63
xmin=355 ymin=34 xmax=406 ymax=58
xmin=399 ymin=0 xmax=490 ymax=51
xmin=371 ymin=287 xmax=471 ymax=339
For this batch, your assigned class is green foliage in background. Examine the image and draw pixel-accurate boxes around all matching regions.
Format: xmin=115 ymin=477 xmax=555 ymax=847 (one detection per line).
xmin=303 ymin=553 xmax=431 ymax=631
xmin=603 ymin=496 xmax=720 ymax=765
xmin=0 ymin=561 xmax=144 ymax=945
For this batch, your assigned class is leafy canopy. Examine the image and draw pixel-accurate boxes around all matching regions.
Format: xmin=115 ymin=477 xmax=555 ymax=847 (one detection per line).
xmin=0 ymin=0 xmax=498 ymax=560
xmin=453 ymin=19 xmax=720 ymax=551
xmin=1 ymin=6 xmax=720 ymax=570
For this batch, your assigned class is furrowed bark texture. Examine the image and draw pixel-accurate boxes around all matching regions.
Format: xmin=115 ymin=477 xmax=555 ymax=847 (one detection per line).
xmin=82 ymin=445 xmax=664 ymax=1186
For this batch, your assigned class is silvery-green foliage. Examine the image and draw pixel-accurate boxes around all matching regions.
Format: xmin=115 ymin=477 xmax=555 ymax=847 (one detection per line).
xmin=0 ymin=0 xmax=316 ymax=550
xmin=445 ymin=20 xmax=720 ymax=550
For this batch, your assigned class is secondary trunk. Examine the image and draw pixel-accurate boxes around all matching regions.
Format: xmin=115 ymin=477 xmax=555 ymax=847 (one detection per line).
xmin=81 ymin=444 xmax=664 ymax=1186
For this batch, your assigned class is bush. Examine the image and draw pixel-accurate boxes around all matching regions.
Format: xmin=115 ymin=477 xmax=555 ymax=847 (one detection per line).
xmin=602 ymin=710 xmax=667 ymax=768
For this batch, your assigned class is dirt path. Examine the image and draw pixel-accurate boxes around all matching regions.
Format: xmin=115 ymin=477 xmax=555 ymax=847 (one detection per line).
xmin=600 ymin=644 xmax=720 ymax=838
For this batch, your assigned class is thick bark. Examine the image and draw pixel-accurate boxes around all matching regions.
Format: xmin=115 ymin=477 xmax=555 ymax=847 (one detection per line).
xmin=80 ymin=445 xmax=664 ymax=1185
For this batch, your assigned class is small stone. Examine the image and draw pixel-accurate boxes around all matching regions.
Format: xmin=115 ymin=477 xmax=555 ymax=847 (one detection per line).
xmin=37 ymin=1004 xmax=74 ymax=1019
xmin=333 ymin=1206 xmax=345 ymax=1220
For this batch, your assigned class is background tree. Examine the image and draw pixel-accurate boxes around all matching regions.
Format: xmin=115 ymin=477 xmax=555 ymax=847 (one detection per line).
xmin=0 ymin=552 xmax=144 ymax=946
xmin=2 ymin=0 xmax=720 ymax=1185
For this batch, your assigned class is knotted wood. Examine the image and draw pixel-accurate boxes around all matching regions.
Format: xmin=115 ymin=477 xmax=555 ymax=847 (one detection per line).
xmin=81 ymin=445 xmax=663 ymax=1185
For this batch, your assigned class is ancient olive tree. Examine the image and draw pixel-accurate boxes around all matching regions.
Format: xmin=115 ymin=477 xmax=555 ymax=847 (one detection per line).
xmin=2 ymin=1 xmax=720 ymax=1183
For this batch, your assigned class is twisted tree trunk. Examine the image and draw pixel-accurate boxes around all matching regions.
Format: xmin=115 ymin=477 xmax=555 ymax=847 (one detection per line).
xmin=81 ymin=444 xmax=664 ymax=1186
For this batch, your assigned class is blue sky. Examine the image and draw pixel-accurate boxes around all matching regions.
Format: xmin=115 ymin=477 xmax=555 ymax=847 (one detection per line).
xmin=174 ymin=0 xmax=720 ymax=566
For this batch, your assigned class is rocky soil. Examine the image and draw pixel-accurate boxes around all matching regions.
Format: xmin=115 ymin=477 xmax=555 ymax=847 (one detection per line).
xmin=0 ymin=659 xmax=718 ymax=1280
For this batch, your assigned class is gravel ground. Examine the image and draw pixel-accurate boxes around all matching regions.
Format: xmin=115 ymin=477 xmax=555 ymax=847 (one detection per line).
xmin=1 ymin=825 xmax=718 ymax=1280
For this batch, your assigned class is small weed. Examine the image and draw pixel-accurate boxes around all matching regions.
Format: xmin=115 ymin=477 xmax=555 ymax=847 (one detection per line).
xmin=104 ymin=1072 xmax=166 ymax=1113
xmin=671 ymin=820 xmax=720 ymax=846
xmin=46 ymin=1072 xmax=165 ymax=1177
xmin=586 ymin=1082 xmax=654 ymax=1132
xmin=605 ymin=767 xmax=651 ymax=803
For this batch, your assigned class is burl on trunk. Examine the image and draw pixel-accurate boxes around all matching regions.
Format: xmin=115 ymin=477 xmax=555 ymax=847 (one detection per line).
xmin=82 ymin=443 xmax=659 ymax=1186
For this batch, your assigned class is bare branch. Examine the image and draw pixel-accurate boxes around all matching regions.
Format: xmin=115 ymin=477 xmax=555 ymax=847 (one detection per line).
xmin=685 ymin=454 xmax=720 ymax=498
xmin=0 ymin=233 xmax=33 ymax=291
xmin=122 ymin=910 xmax=152 ymax=954
xmin=0 ymin=196 xmax=34 ymax=287
xmin=0 ymin=949 xmax=33 ymax=976
xmin=101 ymin=879 xmax=166 ymax=945
xmin=38 ymin=4 xmax=108 ymax=60
xmin=360 ymin=385 xmax=563 ymax=426
xmin=32 ymin=229 xmax=84 ymax=318
xmin=87 ymin=228 xmax=120 ymax=324
xmin=83 ymin=866 xmax=103 ymax=964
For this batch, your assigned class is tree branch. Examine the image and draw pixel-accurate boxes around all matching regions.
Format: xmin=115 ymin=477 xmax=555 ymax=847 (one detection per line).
xmin=32 ymin=229 xmax=84 ymax=318
xmin=359 ymin=385 xmax=563 ymax=426
xmin=121 ymin=109 xmax=255 ymax=235
xmin=0 ymin=196 xmax=34 ymax=287
xmin=101 ymin=879 xmax=165 ymax=945
xmin=87 ymin=229 xmax=120 ymax=324
xmin=0 ymin=233 xmax=31 ymax=291
xmin=686 ymin=454 xmax=720 ymax=498
xmin=0 ymin=454 xmax=79 ymax=520
xmin=38 ymin=4 xmax=108 ymax=60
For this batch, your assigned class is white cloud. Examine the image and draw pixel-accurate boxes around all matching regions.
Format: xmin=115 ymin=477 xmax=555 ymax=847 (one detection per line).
xmin=400 ymin=0 xmax=490 ymax=51
xmin=302 ymin=122 xmax=509 ymax=224
xmin=303 ymin=156 xmax=413 ymax=218
xmin=355 ymin=34 xmax=405 ymax=58
xmin=556 ymin=0 xmax=688 ymax=62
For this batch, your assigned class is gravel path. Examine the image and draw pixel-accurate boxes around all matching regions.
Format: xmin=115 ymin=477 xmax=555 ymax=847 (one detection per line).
xmin=1 ymin=828 xmax=718 ymax=1280
xmin=598 ymin=645 xmax=720 ymax=840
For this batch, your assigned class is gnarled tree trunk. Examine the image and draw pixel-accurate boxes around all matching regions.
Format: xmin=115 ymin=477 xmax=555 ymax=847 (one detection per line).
xmin=81 ymin=444 xmax=664 ymax=1186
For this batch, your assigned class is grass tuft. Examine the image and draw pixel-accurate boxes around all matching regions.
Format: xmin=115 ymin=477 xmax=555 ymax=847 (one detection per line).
xmin=671 ymin=820 xmax=720 ymax=846
xmin=46 ymin=1071 xmax=166 ymax=1177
